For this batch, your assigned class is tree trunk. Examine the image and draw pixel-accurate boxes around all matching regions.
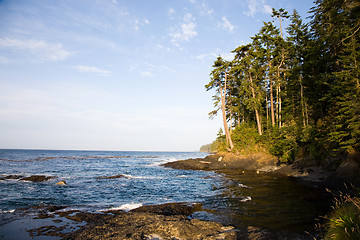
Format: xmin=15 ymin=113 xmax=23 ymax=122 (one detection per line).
xmin=276 ymin=84 xmax=279 ymax=124
xmin=279 ymin=84 xmax=282 ymax=128
xmin=221 ymin=73 xmax=234 ymax=150
xmin=266 ymin=90 xmax=269 ymax=130
xmin=300 ymin=78 xmax=306 ymax=127
xmin=249 ymin=72 xmax=262 ymax=135
xmin=269 ymin=80 xmax=275 ymax=127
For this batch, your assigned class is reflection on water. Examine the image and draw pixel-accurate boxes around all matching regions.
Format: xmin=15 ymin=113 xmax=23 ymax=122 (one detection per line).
xmin=200 ymin=169 xmax=331 ymax=232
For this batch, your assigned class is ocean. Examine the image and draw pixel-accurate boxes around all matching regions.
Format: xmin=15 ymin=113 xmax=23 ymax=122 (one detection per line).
xmin=0 ymin=149 xmax=217 ymax=213
xmin=0 ymin=149 xmax=330 ymax=235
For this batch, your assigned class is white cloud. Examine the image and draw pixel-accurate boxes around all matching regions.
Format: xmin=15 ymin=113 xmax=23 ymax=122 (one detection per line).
xmin=133 ymin=18 xmax=150 ymax=32
xmin=0 ymin=37 xmax=71 ymax=61
xmin=170 ymin=13 xmax=197 ymax=46
xmin=189 ymin=0 xmax=214 ymax=17
xmin=219 ymin=16 xmax=235 ymax=33
xmin=168 ymin=7 xmax=176 ymax=16
xmin=244 ymin=0 xmax=272 ymax=17
xmin=76 ymin=65 xmax=111 ymax=76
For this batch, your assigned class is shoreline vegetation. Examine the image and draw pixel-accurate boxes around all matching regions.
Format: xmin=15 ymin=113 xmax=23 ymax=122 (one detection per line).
xmin=199 ymin=0 xmax=360 ymax=238
xmin=201 ymin=0 xmax=360 ymax=188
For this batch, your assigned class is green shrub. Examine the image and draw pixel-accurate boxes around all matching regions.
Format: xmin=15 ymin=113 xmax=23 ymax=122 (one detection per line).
xmin=325 ymin=195 xmax=360 ymax=240
xmin=268 ymin=122 xmax=299 ymax=163
xmin=232 ymin=123 xmax=259 ymax=150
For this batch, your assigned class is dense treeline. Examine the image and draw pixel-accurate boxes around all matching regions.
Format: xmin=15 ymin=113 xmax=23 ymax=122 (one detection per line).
xmin=206 ymin=0 xmax=360 ymax=167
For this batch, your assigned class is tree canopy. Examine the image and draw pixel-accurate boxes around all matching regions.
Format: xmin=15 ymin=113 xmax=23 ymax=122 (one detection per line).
xmin=206 ymin=0 xmax=360 ymax=166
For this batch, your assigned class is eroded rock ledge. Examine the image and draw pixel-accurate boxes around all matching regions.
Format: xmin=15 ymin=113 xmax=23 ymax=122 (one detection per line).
xmin=163 ymin=153 xmax=360 ymax=188
xmin=162 ymin=153 xmax=277 ymax=171
xmin=27 ymin=203 xmax=237 ymax=240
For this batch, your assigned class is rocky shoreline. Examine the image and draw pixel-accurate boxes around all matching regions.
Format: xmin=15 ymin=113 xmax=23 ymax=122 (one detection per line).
xmin=2 ymin=153 xmax=351 ymax=240
xmin=163 ymin=152 xmax=360 ymax=189
xmin=1 ymin=203 xmax=238 ymax=240
xmin=2 ymin=202 xmax=316 ymax=240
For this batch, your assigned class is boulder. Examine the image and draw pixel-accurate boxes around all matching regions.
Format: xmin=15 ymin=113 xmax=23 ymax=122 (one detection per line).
xmin=131 ymin=202 xmax=202 ymax=216
xmin=69 ymin=211 xmax=237 ymax=240
xmin=96 ymin=174 xmax=127 ymax=179
xmin=0 ymin=175 xmax=23 ymax=180
xmin=56 ymin=180 xmax=67 ymax=185
xmin=335 ymin=157 xmax=360 ymax=185
xmin=21 ymin=175 xmax=54 ymax=182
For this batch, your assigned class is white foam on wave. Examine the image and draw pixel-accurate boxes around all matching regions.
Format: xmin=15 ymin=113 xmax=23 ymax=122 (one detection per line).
xmin=176 ymin=175 xmax=187 ymax=178
xmin=146 ymin=157 xmax=179 ymax=167
xmin=106 ymin=203 xmax=143 ymax=212
xmin=240 ymin=196 xmax=252 ymax=202
xmin=238 ymin=183 xmax=252 ymax=189
xmin=0 ymin=209 xmax=15 ymax=213
xmin=145 ymin=162 xmax=163 ymax=167
xmin=122 ymin=174 xmax=162 ymax=180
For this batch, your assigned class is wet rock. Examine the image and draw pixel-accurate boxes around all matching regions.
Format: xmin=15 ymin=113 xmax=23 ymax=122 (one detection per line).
xmin=244 ymin=226 xmax=316 ymax=240
xmin=335 ymin=157 xmax=360 ymax=185
xmin=21 ymin=175 xmax=54 ymax=182
xmin=96 ymin=174 xmax=127 ymax=179
xmin=56 ymin=180 xmax=66 ymax=185
xmin=69 ymin=211 xmax=237 ymax=240
xmin=0 ymin=175 xmax=23 ymax=180
xmin=131 ymin=202 xmax=203 ymax=216
xmin=46 ymin=205 xmax=68 ymax=212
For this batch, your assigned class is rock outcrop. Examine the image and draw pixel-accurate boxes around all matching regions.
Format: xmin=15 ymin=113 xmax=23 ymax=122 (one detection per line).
xmin=162 ymin=153 xmax=277 ymax=171
xmin=21 ymin=175 xmax=54 ymax=182
xmin=69 ymin=211 xmax=237 ymax=240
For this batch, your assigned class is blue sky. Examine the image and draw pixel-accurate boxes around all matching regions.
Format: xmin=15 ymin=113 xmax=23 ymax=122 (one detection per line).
xmin=0 ymin=0 xmax=314 ymax=151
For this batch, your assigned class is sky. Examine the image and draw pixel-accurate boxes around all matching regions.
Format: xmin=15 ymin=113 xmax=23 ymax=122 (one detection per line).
xmin=0 ymin=0 xmax=315 ymax=151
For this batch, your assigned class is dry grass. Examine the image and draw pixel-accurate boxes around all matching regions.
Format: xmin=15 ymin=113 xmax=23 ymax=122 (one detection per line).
xmin=325 ymin=193 xmax=360 ymax=240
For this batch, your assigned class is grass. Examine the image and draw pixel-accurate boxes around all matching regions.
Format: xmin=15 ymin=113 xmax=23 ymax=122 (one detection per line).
xmin=325 ymin=193 xmax=360 ymax=240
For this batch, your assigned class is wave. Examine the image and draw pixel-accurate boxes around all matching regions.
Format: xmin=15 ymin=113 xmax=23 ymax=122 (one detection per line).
xmin=121 ymin=174 xmax=162 ymax=180
xmin=145 ymin=157 xmax=180 ymax=167
xmin=238 ymin=183 xmax=252 ymax=189
xmin=176 ymin=175 xmax=187 ymax=178
xmin=105 ymin=203 xmax=143 ymax=212
xmin=240 ymin=196 xmax=252 ymax=202
xmin=0 ymin=209 xmax=15 ymax=213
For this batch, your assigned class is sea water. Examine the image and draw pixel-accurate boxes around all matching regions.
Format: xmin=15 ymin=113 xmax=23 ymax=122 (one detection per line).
xmin=0 ymin=149 xmax=215 ymax=213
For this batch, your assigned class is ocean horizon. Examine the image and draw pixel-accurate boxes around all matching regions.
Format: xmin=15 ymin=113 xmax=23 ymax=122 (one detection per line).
xmin=1 ymin=148 xmax=329 ymax=235
xmin=0 ymin=149 xmax=214 ymax=214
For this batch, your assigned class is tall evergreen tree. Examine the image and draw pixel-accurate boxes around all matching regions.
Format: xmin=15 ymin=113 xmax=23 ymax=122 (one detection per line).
xmin=309 ymin=0 xmax=360 ymax=153
xmin=206 ymin=57 xmax=235 ymax=151
xmin=285 ymin=10 xmax=310 ymax=129
xmin=253 ymin=22 xmax=281 ymax=128
xmin=232 ymin=44 xmax=264 ymax=135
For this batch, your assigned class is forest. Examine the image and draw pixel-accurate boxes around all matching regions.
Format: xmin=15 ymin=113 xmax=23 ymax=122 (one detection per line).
xmin=205 ymin=0 xmax=360 ymax=169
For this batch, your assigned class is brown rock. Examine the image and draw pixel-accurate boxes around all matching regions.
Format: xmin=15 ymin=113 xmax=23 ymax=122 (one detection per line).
xmin=56 ymin=180 xmax=66 ymax=185
xmin=70 ymin=212 xmax=237 ymax=240
xmin=131 ymin=202 xmax=202 ymax=216
xmin=96 ymin=174 xmax=127 ymax=179
xmin=21 ymin=175 xmax=54 ymax=182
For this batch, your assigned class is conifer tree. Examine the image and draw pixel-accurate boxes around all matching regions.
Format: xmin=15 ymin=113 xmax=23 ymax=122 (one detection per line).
xmin=309 ymin=0 xmax=360 ymax=153
xmin=285 ymin=10 xmax=310 ymax=128
xmin=206 ymin=57 xmax=235 ymax=151
xmin=232 ymin=44 xmax=264 ymax=135
xmin=253 ymin=22 xmax=281 ymax=128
